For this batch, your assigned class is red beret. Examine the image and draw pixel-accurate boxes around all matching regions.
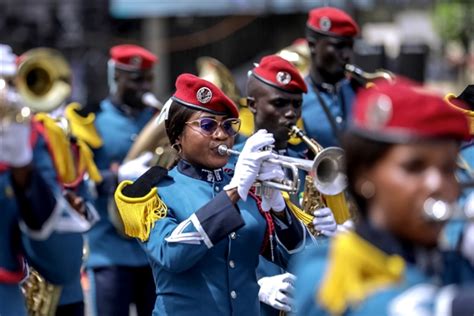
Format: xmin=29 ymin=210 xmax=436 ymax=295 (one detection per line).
xmin=172 ymin=73 xmax=239 ymax=118
xmin=252 ymin=55 xmax=307 ymax=94
xmin=306 ymin=7 xmax=359 ymax=38
xmin=110 ymin=44 xmax=157 ymax=71
xmin=351 ymin=78 xmax=470 ymax=142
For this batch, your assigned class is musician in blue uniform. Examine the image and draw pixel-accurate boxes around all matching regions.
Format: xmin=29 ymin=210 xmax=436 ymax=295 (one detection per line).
xmin=445 ymin=85 xmax=474 ymax=264
xmin=237 ymin=54 xmax=342 ymax=315
xmin=0 ymin=43 xmax=83 ymax=316
xmin=299 ymin=7 xmax=359 ymax=149
xmin=294 ymin=78 xmax=474 ymax=316
xmin=86 ymin=44 xmax=157 ymax=316
xmin=114 ymin=73 xmax=305 ymax=315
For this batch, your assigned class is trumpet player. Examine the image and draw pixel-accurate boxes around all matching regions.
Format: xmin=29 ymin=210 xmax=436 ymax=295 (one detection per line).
xmin=0 ymin=43 xmax=84 ymax=315
xmin=85 ymin=44 xmax=158 ymax=316
xmin=114 ymin=73 xmax=305 ymax=315
xmin=300 ymin=7 xmax=359 ymax=149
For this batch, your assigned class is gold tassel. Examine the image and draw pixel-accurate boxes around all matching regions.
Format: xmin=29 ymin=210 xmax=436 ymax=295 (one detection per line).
xmin=76 ymin=139 xmax=102 ymax=183
xmin=114 ymin=181 xmax=168 ymax=242
xmin=318 ymin=232 xmax=405 ymax=315
xmin=65 ymin=102 xmax=103 ymax=149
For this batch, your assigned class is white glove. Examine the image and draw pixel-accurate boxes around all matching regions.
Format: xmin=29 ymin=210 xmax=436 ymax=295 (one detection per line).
xmin=118 ymin=152 xmax=153 ymax=182
xmin=461 ymin=223 xmax=474 ymax=265
xmin=258 ymin=162 xmax=286 ymax=212
xmin=0 ymin=122 xmax=32 ymax=167
xmin=258 ymin=272 xmax=296 ymax=312
xmin=312 ymin=207 xmax=337 ymax=237
xmin=224 ymin=129 xmax=274 ymax=200
xmin=336 ymin=219 xmax=354 ymax=234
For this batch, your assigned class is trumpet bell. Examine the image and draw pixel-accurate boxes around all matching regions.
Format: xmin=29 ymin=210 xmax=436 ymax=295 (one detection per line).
xmin=17 ymin=48 xmax=72 ymax=113
xmin=312 ymin=147 xmax=347 ymax=195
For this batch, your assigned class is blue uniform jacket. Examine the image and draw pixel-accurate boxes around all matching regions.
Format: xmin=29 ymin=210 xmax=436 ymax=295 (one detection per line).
xmin=293 ymin=221 xmax=474 ymax=316
xmin=87 ymin=99 xmax=155 ymax=268
xmin=141 ymin=160 xmax=305 ymax=316
xmin=0 ymin=131 xmax=83 ymax=316
xmin=299 ymin=78 xmax=355 ymax=149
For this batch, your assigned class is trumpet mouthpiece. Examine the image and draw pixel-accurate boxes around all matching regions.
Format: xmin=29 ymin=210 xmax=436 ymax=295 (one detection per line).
xmin=217 ymin=144 xmax=229 ymax=156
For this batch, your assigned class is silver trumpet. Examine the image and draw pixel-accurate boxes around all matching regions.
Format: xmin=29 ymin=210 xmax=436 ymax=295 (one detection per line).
xmin=217 ymin=144 xmax=347 ymax=195
xmin=218 ymin=145 xmax=300 ymax=194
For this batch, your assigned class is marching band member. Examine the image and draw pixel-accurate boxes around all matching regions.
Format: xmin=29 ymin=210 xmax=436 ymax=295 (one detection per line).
xmin=114 ymin=73 xmax=305 ymax=315
xmin=299 ymin=7 xmax=359 ymax=149
xmin=0 ymin=43 xmax=84 ymax=315
xmin=294 ymin=78 xmax=474 ymax=315
xmin=238 ymin=54 xmax=340 ymax=314
xmin=86 ymin=44 xmax=157 ymax=316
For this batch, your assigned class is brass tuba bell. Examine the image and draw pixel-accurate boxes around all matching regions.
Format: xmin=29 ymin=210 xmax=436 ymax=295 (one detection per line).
xmin=16 ymin=48 xmax=72 ymax=114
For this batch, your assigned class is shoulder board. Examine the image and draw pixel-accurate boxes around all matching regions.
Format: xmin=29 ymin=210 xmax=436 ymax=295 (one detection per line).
xmin=114 ymin=166 xmax=169 ymax=242
xmin=65 ymin=102 xmax=103 ymax=149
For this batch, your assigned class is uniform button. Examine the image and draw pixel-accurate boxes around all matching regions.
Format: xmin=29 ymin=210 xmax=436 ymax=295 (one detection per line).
xmin=230 ymin=291 xmax=237 ymax=299
xmin=130 ymin=133 xmax=138 ymax=141
xmin=229 ymin=260 xmax=235 ymax=268
xmin=230 ymin=232 xmax=237 ymax=239
xmin=335 ymin=116 xmax=343 ymax=124
xmin=215 ymin=186 xmax=220 ymax=192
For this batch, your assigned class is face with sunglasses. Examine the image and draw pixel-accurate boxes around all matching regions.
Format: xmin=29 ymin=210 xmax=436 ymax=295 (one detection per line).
xmin=178 ymin=111 xmax=241 ymax=169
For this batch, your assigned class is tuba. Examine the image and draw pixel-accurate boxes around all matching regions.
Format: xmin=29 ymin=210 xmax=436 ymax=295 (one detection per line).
xmin=288 ymin=125 xmax=351 ymax=235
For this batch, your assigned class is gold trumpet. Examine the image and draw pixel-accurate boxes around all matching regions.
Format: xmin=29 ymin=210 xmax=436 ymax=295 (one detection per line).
xmin=288 ymin=125 xmax=351 ymax=234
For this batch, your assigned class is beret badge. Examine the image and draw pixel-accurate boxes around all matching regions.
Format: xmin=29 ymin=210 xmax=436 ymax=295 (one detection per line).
xmin=196 ymin=87 xmax=213 ymax=104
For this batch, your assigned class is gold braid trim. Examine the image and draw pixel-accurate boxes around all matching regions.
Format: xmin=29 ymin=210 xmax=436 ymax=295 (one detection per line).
xmin=114 ymin=181 xmax=168 ymax=242
xmin=318 ymin=232 xmax=405 ymax=315
xmin=65 ymin=102 xmax=103 ymax=149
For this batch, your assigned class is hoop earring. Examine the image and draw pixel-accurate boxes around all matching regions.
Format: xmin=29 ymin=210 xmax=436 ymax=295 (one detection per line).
xmin=360 ymin=180 xmax=375 ymax=199
xmin=172 ymin=143 xmax=182 ymax=154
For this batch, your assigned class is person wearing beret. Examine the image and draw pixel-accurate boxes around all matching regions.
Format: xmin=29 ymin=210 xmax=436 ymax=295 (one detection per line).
xmin=230 ymin=54 xmax=346 ymax=315
xmin=298 ymin=6 xmax=359 ymax=150
xmin=293 ymin=78 xmax=474 ymax=316
xmin=445 ymin=85 xmax=474 ymax=266
xmin=85 ymin=44 xmax=158 ymax=316
xmin=114 ymin=73 xmax=305 ymax=315
xmin=0 ymin=43 xmax=84 ymax=315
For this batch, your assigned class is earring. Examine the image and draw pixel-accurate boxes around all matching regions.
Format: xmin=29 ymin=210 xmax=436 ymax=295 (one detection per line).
xmin=360 ymin=180 xmax=375 ymax=199
xmin=172 ymin=143 xmax=182 ymax=154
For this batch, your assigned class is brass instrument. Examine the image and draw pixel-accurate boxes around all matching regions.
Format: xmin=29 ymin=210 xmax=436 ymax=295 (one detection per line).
xmin=217 ymin=144 xmax=300 ymax=194
xmin=288 ymin=125 xmax=351 ymax=234
xmin=345 ymin=63 xmax=395 ymax=87
xmin=276 ymin=39 xmax=311 ymax=77
xmin=22 ymin=268 xmax=62 ymax=316
xmin=17 ymin=48 xmax=72 ymax=114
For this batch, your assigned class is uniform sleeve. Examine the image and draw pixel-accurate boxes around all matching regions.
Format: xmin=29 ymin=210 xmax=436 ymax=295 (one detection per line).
xmin=14 ymin=132 xmax=84 ymax=284
xmin=143 ymin=190 xmax=245 ymax=273
xmin=272 ymin=207 xmax=306 ymax=255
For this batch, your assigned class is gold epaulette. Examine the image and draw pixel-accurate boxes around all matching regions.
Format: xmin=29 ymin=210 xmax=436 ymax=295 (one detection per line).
xmin=318 ymin=232 xmax=405 ymax=315
xmin=34 ymin=113 xmax=77 ymax=184
xmin=114 ymin=181 xmax=168 ymax=242
xmin=65 ymin=102 xmax=103 ymax=149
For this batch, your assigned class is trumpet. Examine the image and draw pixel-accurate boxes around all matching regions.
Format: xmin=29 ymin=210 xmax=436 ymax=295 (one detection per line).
xmin=345 ymin=63 xmax=394 ymax=87
xmin=217 ymin=145 xmax=300 ymax=194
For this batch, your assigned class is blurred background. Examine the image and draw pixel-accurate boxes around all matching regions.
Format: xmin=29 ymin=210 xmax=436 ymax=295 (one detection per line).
xmin=1 ymin=0 xmax=472 ymax=110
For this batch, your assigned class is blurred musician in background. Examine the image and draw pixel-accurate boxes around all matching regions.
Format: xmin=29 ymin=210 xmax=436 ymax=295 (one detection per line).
xmin=300 ymin=7 xmax=359 ymax=150
xmin=0 ymin=43 xmax=84 ymax=316
xmin=85 ymin=44 xmax=158 ymax=316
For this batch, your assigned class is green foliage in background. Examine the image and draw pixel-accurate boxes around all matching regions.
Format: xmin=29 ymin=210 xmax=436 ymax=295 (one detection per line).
xmin=432 ymin=1 xmax=472 ymax=44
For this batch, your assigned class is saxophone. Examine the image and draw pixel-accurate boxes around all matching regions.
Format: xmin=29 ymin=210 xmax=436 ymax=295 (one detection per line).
xmin=289 ymin=125 xmax=351 ymax=235
xmin=22 ymin=268 xmax=62 ymax=316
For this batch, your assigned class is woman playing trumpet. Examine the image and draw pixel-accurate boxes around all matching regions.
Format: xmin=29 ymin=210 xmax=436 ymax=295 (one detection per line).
xmin=114 ymin=74 xmax=305 ymax=315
